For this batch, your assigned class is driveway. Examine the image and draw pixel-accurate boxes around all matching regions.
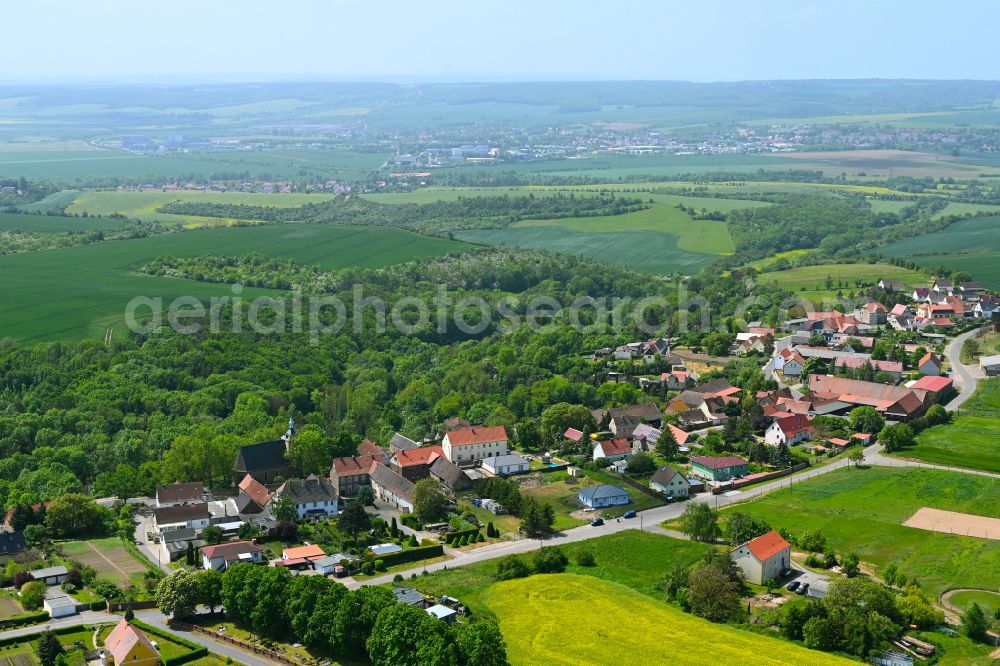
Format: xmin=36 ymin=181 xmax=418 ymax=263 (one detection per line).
xmin=135 ymin=511 xmax=172 ymax=573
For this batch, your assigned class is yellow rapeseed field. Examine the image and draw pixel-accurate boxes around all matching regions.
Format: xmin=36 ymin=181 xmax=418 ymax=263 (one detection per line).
xmin=483 ymin=574 xmax=854 ymax=666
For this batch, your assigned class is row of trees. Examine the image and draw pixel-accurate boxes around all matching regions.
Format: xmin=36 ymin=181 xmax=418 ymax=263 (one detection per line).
xmin=156 ymin=564 xmax=507 ymax=666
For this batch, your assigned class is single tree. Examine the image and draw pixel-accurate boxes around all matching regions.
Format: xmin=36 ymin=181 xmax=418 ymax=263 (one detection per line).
xmin=155 ymin=569 xmax=200 ymax=619
xmin=337 ymin=499 xmax=371 ymax=536
xmin=412 ymin=478 xmax=448 ymax=523
xmin=455 ymin=619 xmax=509 ymax=666
xmin=200 ymin=525 xmax=224 ymax=545
xmin=36 ymin=631 xmax=64 ymax=666
xmin=679 ymin=502 xmax=720 ymax=542
xmin=961 ymin=602 xmax=989 ymax=640
xmin=841 ymin=552 xmax=860 ymax=578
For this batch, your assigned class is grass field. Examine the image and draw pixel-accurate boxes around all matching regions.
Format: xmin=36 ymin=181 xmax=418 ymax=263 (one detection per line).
xmin=15 ymin=190 xmax=82 ymax=213
xmin=0 ymin=224 xmax=470 ymax=342
xmin=948 ymin=589 xmax=1000 ymax=614
xmin=484 ymin=574 xmax=853 ymax=666
xmin=518 ymin=472 xmax=663 ymax=531
xmin=879 ymin=215 xmax=1000 ymax=289
xmin=757 ymin=262 xmax=927 ymax=302
xmin=727 ymin=466 xmax=1000 ymax=596
xmin=0 ymin=211 xmax=127 ymax=233
xmin=895 ymin=416 xmax=1000 ymax=474
xmin=65 ymin=191 xmax=338 ymax=227
xmin=60 ymin=538 xmax=148 ymax=588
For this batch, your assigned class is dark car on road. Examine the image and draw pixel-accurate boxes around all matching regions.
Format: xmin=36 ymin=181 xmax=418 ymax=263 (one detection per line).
xmin=622 ymin=511 xmax=637 ymax=519
xmin=591 ymin=518 xmax=604 ymax=526
xmin=796 ymin=583 xmax=810 ymax=596
xmin=786 ymin=581 xmax=800 ymax=592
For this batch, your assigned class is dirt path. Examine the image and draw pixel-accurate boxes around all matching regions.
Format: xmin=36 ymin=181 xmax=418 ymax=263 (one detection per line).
xmin=87 ymin=542 xmax=130 ymax=581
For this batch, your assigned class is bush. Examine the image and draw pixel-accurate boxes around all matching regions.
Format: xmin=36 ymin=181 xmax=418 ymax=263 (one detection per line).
xmin=444 ymin=527 xmax=480 ymax=545
xmin=12 ymin=571 xmax=32 ymax=589
xmin=476 ymin=532 xmax=485 ymax=543
xmin=805 ymin=554 xmax=822 ymax=568
xmin=400 ymin=514 xmax=422 ymax=530
xmin=374 ymin=559 xmax=386 ymax=572
xmin=361 ymin=561 xmax=375 ymax=576
xmin=533 ymin=546 xmax=568 ymax=574
xmin=576 ymin=551 xmax=596 ymax=567
xmin=19 ymin=581 xmax=46 ymax=611
xmin=495 ymin=555 xmax=531 ymax=581
xmin=798 ymin=529 xmax=826 ymax=552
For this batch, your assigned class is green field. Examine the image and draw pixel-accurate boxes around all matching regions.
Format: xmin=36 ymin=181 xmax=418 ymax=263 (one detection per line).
xmin=66 ymin=191 xmax=338 ymax=226
xmin=15 ymin=190 xmax=82 ymax=213
xmin=485 ymin=574 xmax=852 ymax=666
xmin=0 ymin=211 xmax=127 ymax=233
xmin=727 ymin=466 xmax=1000 ymax=597
xmin=895 ymin=415 xmax=1000 ymax=473
xmin=0 ymin=224 xmax=470 ymax=342
xmin=757 ymin=262 xmax=927 ymax=302
xmin=880 ymin=215 xmax=1000 ymax=289
xmin=947 ymin=589 xmax=1000 ymax=614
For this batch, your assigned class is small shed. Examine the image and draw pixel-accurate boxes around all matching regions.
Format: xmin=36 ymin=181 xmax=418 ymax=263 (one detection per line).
xmin=370 ymin=543 xmax=404 ymax=557
xmin=426 ymin=604 xmax=457 ymax=623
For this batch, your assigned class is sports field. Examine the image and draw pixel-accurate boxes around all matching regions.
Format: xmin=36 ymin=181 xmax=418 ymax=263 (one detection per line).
xmin=66 ymin=190 xmax=338 ymax=227
xmin=0 ymin=224 xmax=470 ymax=342
xmin=60 ymin=537 xmax=148 ymax=587
xmin=727 ymin=466 xmax=1000 ymax=596
xmin=879 ymin=215 xmax=1000 ymax=289
xmin=757 ymin=262 xmax=927 ymax=302
xmin=485 ymin=575 xmax=852 ymax=666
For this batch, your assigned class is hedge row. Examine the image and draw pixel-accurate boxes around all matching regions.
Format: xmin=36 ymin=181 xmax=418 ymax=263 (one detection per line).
xmin=0 ymin=621 xmax=95 ymax=647
xmin=400 ymin=514 xmax=422 ymax=530
xmin=0 ymin=611 xmax=49 ymax=631
xmin=443 ymin=528 xmax=480 ymax=545
xmin=370 ymin=544 xmax=443 ymax=568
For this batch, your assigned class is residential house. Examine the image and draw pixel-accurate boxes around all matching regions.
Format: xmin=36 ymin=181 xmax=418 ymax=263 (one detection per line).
xmin=153 ymin=503 xmax=210 ymax=532
xmin=390 ymin=445 xmax=444 ymax=481
xmin=735 ymin=335 xmax=767 ymax=356
xmin=330 ymin=455 xmax=378 ymax=497
xmin=774 ymin=348 xmax=806 ymax=377
xmin=959 ymin=281 xmax=984 ymax=298
xmin=274 ymin=475 xmax=338 ymax=519
xmin=441 ymin=426 xmax=509 ymax=464
xmin=609 ymin=413 xmax=643 ymax=438
xmin=911 ymin=287 xmax=930 ymax=301
xmin=236 ymin=474 xmax=273 ymax=514
xmin=429 ymin=456 xmax=472 ymax=493
xmin=857 ymin=302 xmax=888 ymax=325
xmin=389 ymin=432 xmax=421 ymax=453
xmin=158 ymin=527 xmax=204 ymax=563
xmin=764 ymin=414 xmax=814 ymax=446
xmin=201 ymin=541 xmax=264 ymax=571
xmin=30 ymin=565 xmax=68 ymax=585
xmin=932 ymin=278 xmax=954 ymax=294
xmin=609 ymin=403 xmax=663 ymax=426
xmin=102 ymin=620 xmax=159 ymax=666
xmin=44 ymin=596 xmax=78 ymax=619
xmin=918 ymin=352 xmax=943 ymax=376
xmin=578 ymin=484 xmax=630 ymax=509
xmin=661 ymin=369 xmax=696 ymax=390
xmin=358 ymin=438 xmax=390 ymax=464
xmin=282 ymin=544 xmax=326 ymax=564
xmin=879 ymin=279 xmax=902 ymax=292
xmin=369 ymin=463 xmax=415 ymax=512
xmin=974 ymin=296 xmax=998 ymax=318
xmin=690 ymin=456 xmax=749 ymax=482
xmin=910 ymin=375 xmax=954 ymax=403
xmin=649 ymin=467 xmax=690 ymax=498
xmin=155 ymin=481 xmax=205 ymax=508
xmin=481 ymin=454 xmax=530 ymax=476
xmin=834 ymin=357 xmax=904 ymax=382
xmin=592 ymin=437 xmax=632 ymax=462
xmin=731 ymin=530 xmax=791 ymax=585
xmin=0 ymin=532 xmax=26 ymax=562
xmin=394 ymin=587 xmax=430 ymax=608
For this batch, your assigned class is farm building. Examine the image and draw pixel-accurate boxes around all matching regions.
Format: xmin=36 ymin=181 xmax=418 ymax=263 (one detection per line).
xmin=43 ymin=595 xmax=78 ymax=619
xmin=201 ymin=541 xmax=264 ymax=571
xmin=390 ymin=445 xmax=444 ymax=481
xmin=980 ymin=354 xmax=1000 ymax=376
xmin=369 ymin=462 xmax=415 ymax=512
xmin=690 ymin=456 xmax=749 ymax=482
xmin=329 ymin=455 xmax=378 ymax=497
xmin=371 ymin=543 xmax=404 ymax=557
xmin=481 ymin=454 xmax=530 ymax=476
xmin=102 ymin=619 xmax=160 ymax=666
xmin=909 ymin=375 xmax=954 ymax=402
xmin=731 ymin=530 xmax=791 ymax=585
xmin=578 ymin=484 xmax=630 ymax=509
xmin=649 ymin=466 xmax=689 ymax=498
xmin=764 ymin=414 xmax=815 ymax=446
xmin=30 ymin=565 xmax=68 ymax=586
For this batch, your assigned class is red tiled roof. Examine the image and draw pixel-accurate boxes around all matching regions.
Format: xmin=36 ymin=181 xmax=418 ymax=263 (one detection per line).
xmin=105 ymin=620 xmax=157 ymax=665
xmin=331 ymin=455 xmax=379 ymax=475
xmin=358 ymin=438 xmax=387 ymax=460
xmin=828 ymin=438 xmax=850 ymax=447
xmin=596 ymin=437 xmax=631 ymax=457
xmin=666 ymin=423 xmax=690 ymax=446
xmin=564 ymin=428 xmax=584 ymax=442
xmin=745 ymin=530 xmax=791 ymax=562
xmin=283 ymin=544 xmax=325 ymax=559
xmin=919 ymin=352 xmax=942 ymax=368
xmin=201 ymin=541 xmax=261 ymax=561
xmin=911 ymin=376 xmax=953 ymax=393
xmin=239 ymin=474 xmax=273 ymax=506
xmin=392 ymin=445 xmax=443 ymax=467
xmin=776 ymin=414 xmax=814 ymax=436
xmin=445 ymin=425 xmax=509 ymax=447
xmin=691 ymin=455 xmax=748 ymax=470
xmin=834 ymin=358 xmax=903 ymax=373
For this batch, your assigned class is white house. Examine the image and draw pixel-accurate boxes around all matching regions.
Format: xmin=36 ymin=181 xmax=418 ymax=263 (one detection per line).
xmin=731 ymin=530 xmax=791 ymax=585
xmin=592 ymin=437 xmax=632 ymax=462
xmin=274 ymin=475 xmax=339 ymax=519
xmin=43 ymin=595 xmax=78 ymax=619
xmin=442 ymin=426 xmax=509 ymax=464
xmin=578 ymin=485 xmax=630 ymax=509
xmin=201 ymin=541 xmax=264 ymax=571
xmin=481 ymin=454 xmax=530 ymax=476
xmin=774 ymin=348 xmax=806 ymax=377
xmin=153 ymin=503 xmax=210 ymax=532
xmin=649 ymin=466 xmax=689 ymax=498
xmin=918 ymin=351 xmax=943 ymax=376
xmin=764 ymin=414 xmax=814 ymax=446
xmin=369 ymin=463 xmax=415 ymax=513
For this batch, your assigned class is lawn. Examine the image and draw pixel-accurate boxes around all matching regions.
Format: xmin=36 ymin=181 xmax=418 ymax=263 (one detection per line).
xmin=60 ymin=537 xmax=149 ymax=588
xmin=517 ymin=470 xmax=664 ymax=531
xmin=892 ymin=415 xmax=1000 ymax=473
xmin=757 ymin=262 xmax=927 ymax=303
xmin=0 ymin=642 xmax=40 ymax=666
xmin=907 ymin=629 xmax=998 ymax=666
xmin=947 ymin=589 xmax=1000 ymax=614
xmin=0 ymin=223 xmax=470 ymax=343
xmin=880 ymin=215 xmax=1000 ymax=289
xmin=725 ymin=466 xmax=1000 ymax=596
xmin=484 ymin=574 xmax=854 ymax=666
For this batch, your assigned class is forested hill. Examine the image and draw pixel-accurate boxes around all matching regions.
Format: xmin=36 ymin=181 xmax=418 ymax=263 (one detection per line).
xmin=156 ymin=193 xmax=648 ymax=233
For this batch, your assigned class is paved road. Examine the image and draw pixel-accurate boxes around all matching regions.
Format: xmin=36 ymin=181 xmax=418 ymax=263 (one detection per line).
xmin=943 ymin=326 xmax=986 ymax=411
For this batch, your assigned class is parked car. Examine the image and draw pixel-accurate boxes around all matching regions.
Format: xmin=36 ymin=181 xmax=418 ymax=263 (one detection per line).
xmin=622 ymin=511 xmax=637 ymax=519
xmin=786 ymin=581 xmax=800 ymax=592
xmin=796 ymin=583 xmax=809 ymax=596
xmin=591 ymin=518 xmax=604 ymax=527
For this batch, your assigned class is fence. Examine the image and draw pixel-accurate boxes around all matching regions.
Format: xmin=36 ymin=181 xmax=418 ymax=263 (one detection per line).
xmin=730 ymin=462 xmax=809 ymax=490
xmin=172 ymin=622 xmax=303 ymax=666
xmin=613 ymin=472 xmax=663 ymax=500
xmin=107 ymin=600 xmax=159 ymax=612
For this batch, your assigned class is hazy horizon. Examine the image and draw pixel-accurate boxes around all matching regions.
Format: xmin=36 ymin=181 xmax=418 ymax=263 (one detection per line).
xmin=4 ymin=0 xmax=999 ymax=84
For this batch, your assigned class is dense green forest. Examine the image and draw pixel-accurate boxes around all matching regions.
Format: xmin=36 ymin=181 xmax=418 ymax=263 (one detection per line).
xmin=157 ymin=193 xmax=649 ymax=233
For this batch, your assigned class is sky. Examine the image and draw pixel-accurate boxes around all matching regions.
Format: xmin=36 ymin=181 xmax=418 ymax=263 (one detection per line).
xmin=3 ymin=0 xmax=998 ymax=83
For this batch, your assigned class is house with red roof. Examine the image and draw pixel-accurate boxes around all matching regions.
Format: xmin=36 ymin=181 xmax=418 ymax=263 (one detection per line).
xmin=764 ymin=414 xmax=815 ymax=446
xmin=563 ymin=428 xmax=584 ymax=444
xmin=329 ymin=455 xmax=379 ymax=497
xmin=102 ymin=620 xmax=159 ymax=666
xmin=389 ymin=445 xmax=444 ymax=481
xmin=441 ymin=426 xmax=509 ymax=464
xmin=731 ymin=530 xmax=791 ymax=584
xmin=857 ymin=302 xmax=887 ymax=325
xmin=910 ymin=375 xmax=954 ymax=402
xmin=592 ymin=437 xmax=632 ymax=462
